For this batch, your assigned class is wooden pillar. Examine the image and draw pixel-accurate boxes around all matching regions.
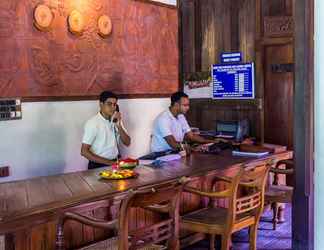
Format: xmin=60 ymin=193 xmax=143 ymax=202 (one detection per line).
xmin=293 ymin=0 xmax=314 ymax=249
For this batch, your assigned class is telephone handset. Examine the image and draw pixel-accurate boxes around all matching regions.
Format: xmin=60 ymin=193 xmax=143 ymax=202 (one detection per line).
xmin=112 ymin=104 xmax=119 ymax=123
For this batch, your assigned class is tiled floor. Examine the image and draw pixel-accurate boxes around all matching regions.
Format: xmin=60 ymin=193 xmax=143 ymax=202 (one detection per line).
xmin=184 ymin=204 xmax=292 ymax=250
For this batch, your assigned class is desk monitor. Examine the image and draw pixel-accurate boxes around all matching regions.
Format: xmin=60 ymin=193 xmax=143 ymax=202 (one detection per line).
xmin=216 ymin=119 xmax=250 ymax=141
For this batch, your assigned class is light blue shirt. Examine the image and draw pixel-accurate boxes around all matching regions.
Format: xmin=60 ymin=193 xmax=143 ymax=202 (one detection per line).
xmin=151 ymin=109 xmax=191 ymax=152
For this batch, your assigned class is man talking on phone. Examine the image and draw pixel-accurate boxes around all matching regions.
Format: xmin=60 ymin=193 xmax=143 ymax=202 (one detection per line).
xmin=81 ymin=91 xmax=131 ymax=169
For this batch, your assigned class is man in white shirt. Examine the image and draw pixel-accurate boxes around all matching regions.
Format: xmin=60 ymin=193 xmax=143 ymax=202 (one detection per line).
xmin=81 ymin=91 xmax=131 ymax=169
xmin=151 ymin=91 xmax=216 ymax=153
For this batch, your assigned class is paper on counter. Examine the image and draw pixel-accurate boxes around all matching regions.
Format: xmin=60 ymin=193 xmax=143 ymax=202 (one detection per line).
xmin=156 ymin=154 xmax=181 ymax=162
xmin=139 ymin=159 xmax=155 ymax=165
xmin=232 ymin=151 xmax=269 ymax=157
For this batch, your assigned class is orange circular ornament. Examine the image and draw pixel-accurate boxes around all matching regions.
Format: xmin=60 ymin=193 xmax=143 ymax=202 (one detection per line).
xmin=97 ymin=14 xmax=112 ymax=38
xmin=68 ymin=10 xmax=84 ymax=35
xmin=33 ymin=4 xmax=54 ymax=31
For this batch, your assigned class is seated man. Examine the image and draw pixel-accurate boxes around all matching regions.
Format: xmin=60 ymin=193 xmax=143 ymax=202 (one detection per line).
xmin=81 ymin=91 xmax=131 ymax=169
xmin=151 ymin=91 xmax=216 ymax=153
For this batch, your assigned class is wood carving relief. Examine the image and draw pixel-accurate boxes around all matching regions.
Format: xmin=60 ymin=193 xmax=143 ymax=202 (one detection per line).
xmin=264 ymin=16 xmax=294 ymax=37
xmin=0 ymin=0 xmax=179 ymax=100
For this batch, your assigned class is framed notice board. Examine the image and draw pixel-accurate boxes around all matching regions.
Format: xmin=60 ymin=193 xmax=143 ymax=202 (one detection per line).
xmin=212 ymin=62 xmax=255 ymax=99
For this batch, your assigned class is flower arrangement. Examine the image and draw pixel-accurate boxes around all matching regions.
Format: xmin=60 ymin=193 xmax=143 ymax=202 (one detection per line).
xmin=184 ymin=71 xmax=212 ymax=89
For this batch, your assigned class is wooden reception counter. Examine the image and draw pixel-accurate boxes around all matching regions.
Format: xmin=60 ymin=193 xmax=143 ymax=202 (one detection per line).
xmin=0 ymin=147 xmax=292 ymax=250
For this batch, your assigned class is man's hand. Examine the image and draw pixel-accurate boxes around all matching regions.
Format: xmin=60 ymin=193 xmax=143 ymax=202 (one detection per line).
xmin=111 ymin=111 xmax=122 ymax=127
xmin=179 ymin=143 xmax=191 ymax=156
xmin=111 ymin=111 xmax=131 ymax=146
xmin=213 ymin=138 xmax=229 ymax=143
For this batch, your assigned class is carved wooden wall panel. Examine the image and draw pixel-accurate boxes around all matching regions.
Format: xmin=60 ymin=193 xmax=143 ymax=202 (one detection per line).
xmin=264 ymin=16 xmax=293 ymax=37
xmin=0 ymin=0 xmax=179 ymax=100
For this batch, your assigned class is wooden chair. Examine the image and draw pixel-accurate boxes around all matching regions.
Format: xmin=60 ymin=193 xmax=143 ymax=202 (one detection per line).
xmin=265 ymin=159 xmax=294 ymax=230
xmin=180 ymin=163 xmax=270 ymax=250
xmin=56 ymin=181 xmax=183 ymax=250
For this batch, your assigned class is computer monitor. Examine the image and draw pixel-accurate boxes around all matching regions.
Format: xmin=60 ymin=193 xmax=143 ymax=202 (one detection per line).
xmin=216 ymin=119 xmax=250 ymax=141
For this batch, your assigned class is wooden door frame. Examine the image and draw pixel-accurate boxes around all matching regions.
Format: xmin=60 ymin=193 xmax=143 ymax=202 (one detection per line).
xmin=257 ymin=0 xmax=314 ymax=248
xmin=293 ymin=0 xmax=314 ymax=249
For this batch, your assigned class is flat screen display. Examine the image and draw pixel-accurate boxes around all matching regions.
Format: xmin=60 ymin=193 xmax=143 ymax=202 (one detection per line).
xmin=216 ymin=123 xmax=237 ymax=133
xmin=212 ymin=62 xmax=255 ymax=99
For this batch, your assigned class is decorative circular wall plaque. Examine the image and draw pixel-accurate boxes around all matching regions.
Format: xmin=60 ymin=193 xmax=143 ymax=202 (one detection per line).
xmin=97 ymin=14 xmax=112 ymax=38
xmin=33 ymin=4 xmax=54 ymax=31
xmin=68 ymin=10 xmax=84 ymax=35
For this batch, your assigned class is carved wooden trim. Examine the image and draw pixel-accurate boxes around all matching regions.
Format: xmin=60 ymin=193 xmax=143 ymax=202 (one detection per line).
xmin=264 ymin=16 xmax=294 ymax=37
xmin=259 ymin=37 xmax=293 ymax=46
xmin=21 ymin=93 xmax=173 ymax=102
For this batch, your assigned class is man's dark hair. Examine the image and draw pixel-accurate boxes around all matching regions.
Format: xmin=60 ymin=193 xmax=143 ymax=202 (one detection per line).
xmin=99 ymin=91 xmax=118 ymax=103
xmin=171 ymin=91 xmax=188 ymax=106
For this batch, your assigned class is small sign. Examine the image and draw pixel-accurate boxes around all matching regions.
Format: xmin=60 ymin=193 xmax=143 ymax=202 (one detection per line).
xmin=0 ymin=98 xmax=22 ymax=121
xmin=271 ymin=63 xmax=294 ymax=73
xmin=212 ymin=62 xmax=255 ymax=99
xmin=220 ymin=52 xmax=242 ymax=63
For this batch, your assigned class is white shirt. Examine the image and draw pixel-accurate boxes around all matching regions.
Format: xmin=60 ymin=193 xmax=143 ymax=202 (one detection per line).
xmin=151 ymin=109 xmax=191 ymax=152
xmin=82 ymin=112 xmax=125 ymax=160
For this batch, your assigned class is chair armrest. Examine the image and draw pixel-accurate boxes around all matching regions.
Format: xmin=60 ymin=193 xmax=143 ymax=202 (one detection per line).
xmin=239 ymin=181 xmax=259 ymax=188
xmin=276 ymin=159 xmax=294 ymax=166
xmin=63 ymin=212 xmax=117 ymax=230
xmin=145 ymin=204 xmax=170 ymax=213
xmin=178 ymin=176 xmax=192 ymax=184
xmin=270 ymin=167 xmax=294 ymax=175
xmin=183 ymin=186 xmax=231 ymax=198
xmin=212 ymin=175 xmax=232 ymax=183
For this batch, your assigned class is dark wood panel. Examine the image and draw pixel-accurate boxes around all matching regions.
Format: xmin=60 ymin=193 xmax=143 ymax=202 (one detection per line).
xmin=0 ymin=182 xmax=29 ymax=215
xmin=180 ymin=0 xmax=257 ymax=77
xmin=0 ymin=0 xmax=179 ymax=100
xmin=81 ymin=170 xmax=112 ymax=192
xmin=62 ymin=173 xmax=93 ymax=196
xmin=181 ymin=0 xmax=196 ymax=74
xmin=30 ymin=222 xmax=56 ymax=250
xmin=262 ymin=0 xmax=292 ymax=16
xmin=44 ymin=176 xmax=73 ymax=202
xmin=238 ymin=0 xmax=256 ymax=62
xmin=264 ymin=43 xmax=293 ymax=148
xmin=200 ymin=0 xmax=231 ymax=70
xmin=11 ymin=230 xmax=30 ymax=250
xmin=186 ymin=99 xmax=262 ymax=139
xmin=81 ymin=210 xmax=95 ymax=246
xmin=26 ymin=178 xmax=54 ymax=208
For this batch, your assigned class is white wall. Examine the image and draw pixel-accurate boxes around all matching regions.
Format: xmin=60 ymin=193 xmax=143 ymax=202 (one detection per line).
xmin=315 ymin=0 xmax=324 ymax=248
xmin=151 ymin=0 xmax=177 ymax=5
xmin=0 ymin=99 xmax=169 ymax=182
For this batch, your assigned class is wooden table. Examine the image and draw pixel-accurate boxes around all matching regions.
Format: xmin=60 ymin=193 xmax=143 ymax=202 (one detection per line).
xmin=0 ymin=148 xmax=292 ymax=250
